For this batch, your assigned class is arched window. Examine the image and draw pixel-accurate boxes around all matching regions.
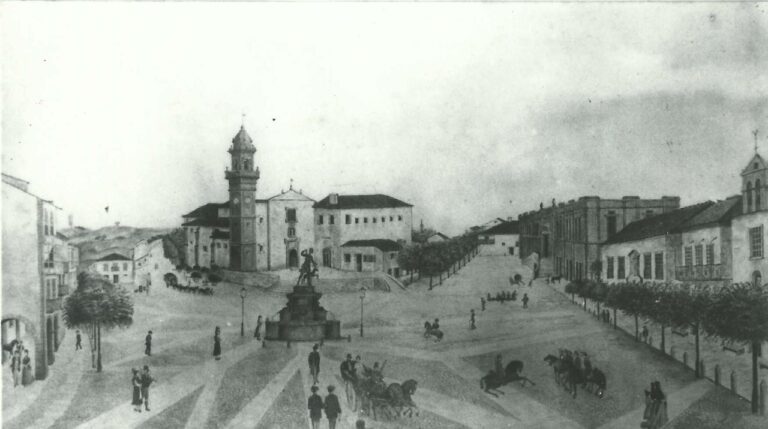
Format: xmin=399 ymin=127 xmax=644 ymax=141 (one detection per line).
xmin=753 ymin=270 xmax=762 ymax=287
xmin=243 ymin=159 xmax=250 ymax=171
xmin=747 ymin=181 xmax=753 ymax=212
xmin=756 ymin=179 xmax=762 ymax=210
xmin=288 ymin=227 xmax=295 ymax=238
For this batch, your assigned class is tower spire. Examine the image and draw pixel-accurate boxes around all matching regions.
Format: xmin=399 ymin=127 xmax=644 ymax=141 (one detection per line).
xmin=754 ymin=129 xmax=760 ymax=154
xmin=241 ymin=112 xmax=246 ymax=128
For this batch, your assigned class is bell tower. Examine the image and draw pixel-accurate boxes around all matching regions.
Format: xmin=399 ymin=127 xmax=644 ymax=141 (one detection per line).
xmin=226 ymin=125 xmax=260 ymax=271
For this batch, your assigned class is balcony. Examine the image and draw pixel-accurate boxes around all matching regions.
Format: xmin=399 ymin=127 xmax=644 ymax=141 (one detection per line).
xmin=46 ymin=297 xmax=63 ymax=313
xmin=674 ymin=264 xmax=724 ymax=282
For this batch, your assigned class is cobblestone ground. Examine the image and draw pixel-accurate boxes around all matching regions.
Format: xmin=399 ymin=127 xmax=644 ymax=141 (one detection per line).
xmin=3 ymin=247 xmax=766 ymax=428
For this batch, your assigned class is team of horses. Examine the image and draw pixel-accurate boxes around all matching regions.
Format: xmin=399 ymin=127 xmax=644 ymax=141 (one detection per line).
xmin=544 ymin=350 xmax=607 ymax=398
xmin=342 ymin=366 xmax=419 ymax=421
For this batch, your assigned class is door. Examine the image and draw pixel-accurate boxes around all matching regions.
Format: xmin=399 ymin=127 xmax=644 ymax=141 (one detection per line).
xmin=542 ymin=234 xmax=550 ymax=257
xmin=113 ymin=275 xmax=119 ymax=284
xmin=509 ymin=247 xmax=514 ymax=255
xmin=322 ymin=248 xmax=332 ymax=267
xmin=356 ymin=254 xmax=363 ymax=272
xmin=753 ymin=270 xmax=762 ymax=287
xmin=288 ymin=249 xmax=299 ymax=268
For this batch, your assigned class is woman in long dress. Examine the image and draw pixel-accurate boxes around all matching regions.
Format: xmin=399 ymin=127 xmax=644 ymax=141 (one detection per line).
xmin=21 ymin=350 xmax=33 ymax=386
xmin=131 ymin=368 xmax=143 ymax=412
xmin=254 ymin=316 xmax=263 ymax=340
xmin=213 ymin=326 xmax=221 ymax=360
xmin=642 ymin=381 xmax=668 ymax=428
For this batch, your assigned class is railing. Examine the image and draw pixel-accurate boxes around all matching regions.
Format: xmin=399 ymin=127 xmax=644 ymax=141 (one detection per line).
xmin=675 ymin=264 xmax=724 ymax=281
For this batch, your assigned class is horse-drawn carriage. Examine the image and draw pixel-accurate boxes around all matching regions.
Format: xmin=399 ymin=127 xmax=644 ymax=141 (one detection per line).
xmin=341 ymin=361 xmax=419 ymax=421
xmin=544 ymin=350 xmax=607 ymax=398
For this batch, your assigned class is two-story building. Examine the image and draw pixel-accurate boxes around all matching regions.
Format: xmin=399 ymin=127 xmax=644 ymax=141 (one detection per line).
xmin=91 ymin=253 xmax=134 ymax=286
xmin=314 ymin=193 xmax=413 ymax=273
xmin=2 ymin=173 xmax=76 ymax=380
xmin=480 ymin=220 xmax=519 ymax=255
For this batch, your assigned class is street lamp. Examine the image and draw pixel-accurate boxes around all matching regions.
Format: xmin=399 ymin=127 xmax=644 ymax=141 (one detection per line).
xmin=359 ymin=287 xmax=366 ymax=338
xmin=240 ymin=287 xmax=247 ymax=337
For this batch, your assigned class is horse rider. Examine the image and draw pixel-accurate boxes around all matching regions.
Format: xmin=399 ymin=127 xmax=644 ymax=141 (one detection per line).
xmin=432 ymin=318 xmax=440 ymax=331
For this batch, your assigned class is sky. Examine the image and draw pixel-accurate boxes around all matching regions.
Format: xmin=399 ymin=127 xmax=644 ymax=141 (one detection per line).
xmin=2 ymin=2 xmax=768 ymax=236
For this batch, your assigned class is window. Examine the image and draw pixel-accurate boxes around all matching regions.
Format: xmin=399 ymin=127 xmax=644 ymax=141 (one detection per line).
xmin=103 ymin=263 xmax=108 ymax=271
xmin=259 ymin=217 xmax=264 ymax=224
xmin=684 ymin=246 xmax=693 ymax=266
xmin=381 ymin=217 xmax=385 ymax=223
xmin=364 ymin=217 xmax=368 ymax=224
xmin=645 ymin=210 xmax=654 ymax=218
xmin=258 ymin=244 xmax=264 ymax=252
xmin=111 ymin=263 xmax=119 ymax=272
xmin=355 ymin=218 xmax=359 ymax=224
xmin=398 ymin=215 xmax=403 ymax=221
xmin=617 ymin=256 xmax=625 ymax=279
xmin=643 ymin=253 xmax=652 ymax=278
xmin=224 ymin=244 xmax=228 ymax=249
xmin=216 ymin=243 xmax=221 ymax=248
xmin=694 ymin=245 xmax=703 ymax=266
xmin=202 ymin=246 xmax=208 ymax=252
xmin=363 ymin=255 xmax=375 ymax=263
xmin=607 ymin=213 xmax=617 ymax=239
xmin=747 ymin=182 xmax=753 ymax=212
xmin=344 ymin=254 xmax=351 ymax=263
xmin=288 ymin=227 xmax=296 ymax=238
xmin=345 ymin=215 xmax=351 ymax=225
xmin=757 ymin=179 xmax=762 ymax=210
xmin=286 ymin=208 xmax=297 ymax=222
xmin=318 ymin=215 xmax=324 ymax=225
xmin=373 ymin=217 xmax=377 ymax=223
xmin=750 ymin=226 xmax=763 ymax=258
xmin=390 ymin=216 xmax=393 ymax=221
xmin=654 ymin=252 xmax=664 ymax=279
xmin=706 ymin=243 xmax=715 ymax=265
xmin=330 ymin=215 xmax=335 ymax=225
xmin=390 ymin=253 xmax=395 ymax=259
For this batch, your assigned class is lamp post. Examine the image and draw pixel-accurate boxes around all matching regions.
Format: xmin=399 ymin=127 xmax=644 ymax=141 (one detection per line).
xmin=240 ymin=287 xmax=247 ymax=337
xmin=359 ymin=287 xmax=366 ymax=337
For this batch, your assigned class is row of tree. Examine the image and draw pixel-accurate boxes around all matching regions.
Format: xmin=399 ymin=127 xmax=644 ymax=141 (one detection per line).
xmin=564 ymin=279 xmax=768 ymax=414
xmin=397 ymin=233 xmax=480 ymax=289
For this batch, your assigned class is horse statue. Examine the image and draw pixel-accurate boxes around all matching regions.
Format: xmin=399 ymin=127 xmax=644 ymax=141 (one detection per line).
xmin=296 ymin=249 xmax=319 ymax=287
xmin=480 ymin=360 xmax=535 ymax=397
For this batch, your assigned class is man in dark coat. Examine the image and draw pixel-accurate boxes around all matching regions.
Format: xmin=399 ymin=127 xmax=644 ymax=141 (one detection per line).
xmin=522 ymin=293 xmax=529 ymax=308
xmin=340 ymin=354 xmax=355 ymax=401
xmin=308 ymin=344 xmax=320 ymax=385
xmin=324 ymin=385 xmax=342 ymax=429
xmin=75 ymin=330 xmax=82 ymax=350
xmin=145 ymin=331 xmax=152 ymax=356
xmin=140 ymin=365 xmax=155 ymax=411
xmin=470 ymin=309 xmax=476 ymax=330
xmin=307 ymin=385 xmax=324 ymax=429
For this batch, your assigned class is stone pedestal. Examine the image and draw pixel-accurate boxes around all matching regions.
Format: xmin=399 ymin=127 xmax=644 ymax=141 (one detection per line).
xmin=265 ymin=286 xmax=341 ymax=342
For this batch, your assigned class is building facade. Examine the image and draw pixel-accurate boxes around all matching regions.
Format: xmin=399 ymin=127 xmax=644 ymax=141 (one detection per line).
xmin=479 ymin=221 xmax=519 ymax=256
xmin=226 ymin=126 xmax=260 ymax=272
xmin=314 ymin=194 xmax=413 ymax=271
xmin=519 ymin=196 xmax=681 ymax=280
xmin=2 ymin=173 xmax=76 ymax=380
xmin=732 ymin=154 xmax=768 ymax=286
xmin=91 ymin=253 xmax=134 ymax=286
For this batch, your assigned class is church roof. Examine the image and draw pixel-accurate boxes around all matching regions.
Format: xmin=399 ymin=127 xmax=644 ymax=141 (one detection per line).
xmin=231 ymin=126 xmax=255 ymax=151
xmin=742 ymin=153 xmax=766 ymax=175
xmin=314 ymin=194 xmax=412 ymax=210
xmin=604 ymin=202 xmax=714 ymax=245
xmin=674 ymin=196 xmax=742 ymax=232
xmin=182 ymin=217 xmax=229 ymax=228
xmin=341 ymin=239 xmax=403 ymax=252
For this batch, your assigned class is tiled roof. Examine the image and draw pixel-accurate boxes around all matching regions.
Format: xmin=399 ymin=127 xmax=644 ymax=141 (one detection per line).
xmin=674 ymin=196 xmax=741 ymax=232
xmin=182 ymin=202 xmax=228 ymax=219
xmin=604 ymin=202 xmax=714 ymax=244
xmin=182 ymin=218 xmax=230 ymax=228
xmin=341 ymin=239 xmax=403 ymax=252
xmin=97 ymin=253 xmax=132 ymax=261
xmin=211 ymin=229 xmax=230 ymax=240
xmin=429 ymin=232 xmax=451 ymax=240
xmin=314 ymin=194 xmax=412 ymax=210
xmin=483 ymin=221 xmax=519 ymax=235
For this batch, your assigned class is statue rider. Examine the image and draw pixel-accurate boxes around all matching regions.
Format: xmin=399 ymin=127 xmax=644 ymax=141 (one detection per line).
xmin=297 ymin=248 xmax=318 ymax=287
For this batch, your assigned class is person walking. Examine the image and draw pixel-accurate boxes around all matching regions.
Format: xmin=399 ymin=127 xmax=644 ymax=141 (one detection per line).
xmin=470 ymin=309 xmax=476 ymax=330
xmin=307 ymin=385 xmax=324 ymax=429
xmin=76 ymin=330 xmax=82 ymax=351
xmin=642 ymin=381 xmax=668 ymax=428
xmin=11 ymin=349 xmax=21 ymax=387
xmin=308 ymin=344 xmax=321 ymax=385
xmin=522 ymin=293 xmax=529 ymax=308
xmin=324 ymin=385 xmax=342 ymax=429
xmin=21 ymin=349 xmax=33 ymax=386
xmin=340 ymin=354 xmax=356 ymax=403
xmin=253 ymin=315 xmax=263 ymax=340
xmin=213 ymin=326 xmax=222 ymax=360
xmin=140 ymin=366 xmax=155 ymax=412
xmin=481 ymin=297 xmax=486 ymax=311
xmin=131 ymin=368 xmax=143 ymax=412
xmin=145 ymin=330 xmax=152 ymax=356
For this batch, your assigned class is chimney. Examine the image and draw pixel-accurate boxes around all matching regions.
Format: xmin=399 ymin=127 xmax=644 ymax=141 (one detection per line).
xmin=329 ymin=193 xmax=339 ymax=205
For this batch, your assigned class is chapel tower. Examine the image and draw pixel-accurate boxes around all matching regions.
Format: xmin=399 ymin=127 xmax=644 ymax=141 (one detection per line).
xmin=226 ymin=125 xmax=260 ymax=271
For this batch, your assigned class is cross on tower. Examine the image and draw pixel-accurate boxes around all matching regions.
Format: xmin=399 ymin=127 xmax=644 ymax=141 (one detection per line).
xmin=754 ymin=129 xmax=760 ymax=154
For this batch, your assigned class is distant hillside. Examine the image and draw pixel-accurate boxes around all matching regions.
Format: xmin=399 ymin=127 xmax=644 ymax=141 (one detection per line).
xmin=72 ymin=225 xmax=172 ymax=266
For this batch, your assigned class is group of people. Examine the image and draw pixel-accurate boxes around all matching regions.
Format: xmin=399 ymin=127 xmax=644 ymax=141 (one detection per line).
xmin=485 ymin=291 xmax=530 ymax=308
xmin=600 ymin=309 xmax=612 ymax=324
xmin=6 ymin=340 xmax=33 ymax=387
xmin=307 ymin=384 xmax=342 ymax=429
xmin=130 ymin=365 xmax=155 ymax=412
xmin=558 ymin=349 xmax=593 ymax=377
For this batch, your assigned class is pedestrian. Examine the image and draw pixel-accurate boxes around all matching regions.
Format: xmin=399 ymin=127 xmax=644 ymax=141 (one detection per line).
xmin=522 ymin=293 xmax=529 ymax=308
xmin=308 ymin=343 xmax=321 ymax=385
xmin=76 ymin=330 xmax=82 ymax=350
xmin=324 ymin=385 xmax=342 ymax=429
xmin=340 ymin=353 xmax=356 ymax=402
xmin=145 ymin=330 xmax=152 ymax=356
xmin=213 ymin=326 xmax=221 ymax=360
xmin=140 ymin=365 xmax=154 ymax=411
xmin=21 ymin=349 xmax=33 ymax=386
xmin=11 ymin=349 xmax=20 ymax=387
xmin=642 ymin=325 xmax=649 ymax=344
xmin=642 ymin=381 xmax=668 ymax=428
xmin=481 ymin=297 xmax=486 ymax=311
xmin=470 ymin=309 xmax=476 ymax=330
xmin=131 ymin=368 xmax=143 ymax=412
xmin=254 ymin=315 xmax=263 ymax=340
xmin=307 ymin=385 xmax=324 ymax=429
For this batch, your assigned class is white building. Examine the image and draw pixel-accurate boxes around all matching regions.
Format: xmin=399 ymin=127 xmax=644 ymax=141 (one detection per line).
xmin=91 ymin=253 xmax=134 ymax=286
xmin=480 ymin=221 xmax=520 ymax=255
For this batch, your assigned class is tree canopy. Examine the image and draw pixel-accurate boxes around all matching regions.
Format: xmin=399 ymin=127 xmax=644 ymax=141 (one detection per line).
xmin=63 ymin=272 xmax=134 ymax=329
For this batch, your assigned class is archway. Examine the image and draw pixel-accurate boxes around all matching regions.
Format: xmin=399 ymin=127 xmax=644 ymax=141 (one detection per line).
xmin=288 ymin=249 xmax=299 ymax=268
xmin=322 ymin=248 xmax=332 ymax=267
xmin=753 ymin=270 xmax=762 ymax=287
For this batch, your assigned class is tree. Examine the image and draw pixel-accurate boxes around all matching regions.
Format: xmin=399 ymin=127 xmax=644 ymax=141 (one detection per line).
xmin=412 ymin=227 xmax=437 ymax=244
xmin=704 ymin=282 xmax=768 ymax=414
xmin=621 ymin=282 xmax=655 ymax=340
xmin=666 ymin=284 xmax=712 ymax=378
xmin=590 ymin=260 xmax=603 ymax=280
xmin=590 ymin=281 xmax=609 ymax=318
xmin=163 ymin=272 xmax=178 ymax=287
xmin=565 ymin=281 xmax=578 ymax=303
xmin=397 ymin=244 xmax=422 ymax=283
xmin=62 ymin=272 xmax=133 ymax=372
xmin=421 ymin=243 xmax=445 ymax=290
xmin=646 ymin=284 xmax=677 ymax=354
xmin=207 ymin=272 xmax=222 ymax=286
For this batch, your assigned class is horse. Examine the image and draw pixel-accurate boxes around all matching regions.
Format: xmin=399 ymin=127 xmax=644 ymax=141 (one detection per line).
xmin=583 ymin=368 xmax=607 ymax=398
xmin=544 ymin=354 xmax=581 ymax=398
xmin=480 ymin=360 xmax=535 ymax=397
xmin=423 ymin=325 xmax=443 ymax=342
xmin=385 ymin=379 xmax=419 ymax=418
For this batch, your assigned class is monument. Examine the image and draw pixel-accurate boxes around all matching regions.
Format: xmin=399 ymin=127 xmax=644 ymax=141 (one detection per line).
xmin=265 ymin=249 xmax=342 ymax=341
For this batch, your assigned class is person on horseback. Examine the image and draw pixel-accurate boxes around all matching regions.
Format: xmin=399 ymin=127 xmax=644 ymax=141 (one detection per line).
xmin=432 ymin=318 xmax=440 ymax=330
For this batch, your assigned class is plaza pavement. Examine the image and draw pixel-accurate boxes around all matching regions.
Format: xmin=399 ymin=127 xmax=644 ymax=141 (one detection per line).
xmin=3 ymin=247 xmax=765 ymax=428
